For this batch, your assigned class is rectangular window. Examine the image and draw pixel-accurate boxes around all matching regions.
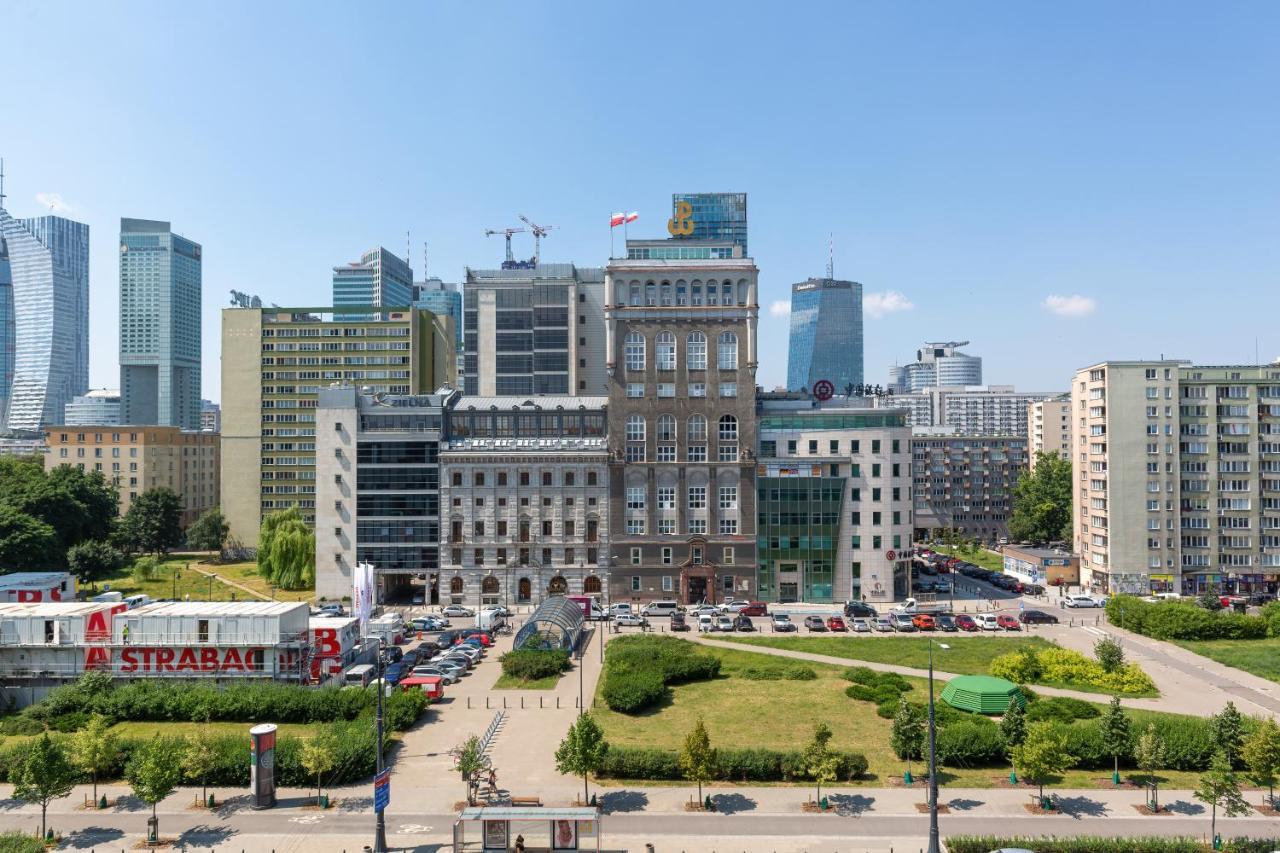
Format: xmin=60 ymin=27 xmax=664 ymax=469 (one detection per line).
xmin=688 ymin=486 xmax=707 ymax=509
xmin=689 ymin=382 xmax=706 ymax=398
xmin=631 ymin=576 xmax=641 ymax=591
xmin=661 ymin=547 xmax=673 ymax=565
xmin=718 ymin=382 xmax=737 ymax=398
xmin=657 ymin=487 xmax=676 ymax=509
xmin=626 ymin=518 xmax=645 ymax=535
xmin=627 ymin=383 xmax=644 ymax=398
xmin=723 ymin=547 xmax=735 ymax=565
xmin=657 ymin=445 xmax=676 ymax=462
xmin=719 ymin=518 xmax=738 ymax=534
xmin=689 ymin=518 xmax=708 ymax=534
xmin=662 ymin=575 xmax=674 ymax=592
xmin=658 ymin=518 xmax=676 ymax=535
xmin=657 ymin=383 xmax=675 ymax=398
xmin=630 ymin=548 xmax=642 ymax=565
xmin=718 ymin=485 xmax=738 ymax=510
xmin=626 ymin=486 xmax=646 ymax=510
xmin=688 ymin=445 xmax=707 ymax=462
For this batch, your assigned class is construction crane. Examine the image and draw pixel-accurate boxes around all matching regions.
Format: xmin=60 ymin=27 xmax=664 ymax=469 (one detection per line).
xmin=518 ymin=215 xmax=558 ymax=265
xmin=484 ymin=227 xmax=526 ymax=266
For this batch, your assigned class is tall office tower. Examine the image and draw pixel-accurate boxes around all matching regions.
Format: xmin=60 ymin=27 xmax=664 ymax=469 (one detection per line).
xmin=604 ymin=229 xmax=759 ymax=605
xmin=670 ymin=193 xmax=748 ymax=253
xmin=0 ymin=233 xmax=12 ymax=426
xmin=220 ymin=306 xmax=455 ymax=546
xmin=1072 ymin=359 xmax=1280 ymax=598
xmin=1028 ymin=394 xmax=1071 ymax=469
xmin=413 ymin=277 xmax=462 ymax=351
xmin=894 ymin=340 xmax=983 ymax=392
xmin=786 ymin=278 xmax=864 ymax=391
xmin=331 ymin=247 xmax=414 ymax=319
xmin=0 ymin=209 xmax=89 ymax=430
xmin=461 ymin=264 xmax=605 ymax=396
xmin=119 ymin=218 xmax=202 ymax=429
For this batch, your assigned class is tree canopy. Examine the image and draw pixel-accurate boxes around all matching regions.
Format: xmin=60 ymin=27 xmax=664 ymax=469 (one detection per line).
xmin=185 ymin=507 xmax=229 ymax=552
xmin=118 ymin=488 xmax=184 ymax=556
xmin=0 ymin=456 xmax=119 ymax=571
xmin=258 ymin=508 xmax=316 ymax=590
xmin=1008 ymin=451 xmax=1072 ymax=543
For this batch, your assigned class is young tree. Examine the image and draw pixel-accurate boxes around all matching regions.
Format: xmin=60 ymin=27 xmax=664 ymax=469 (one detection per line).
xmin=801 ymin=722 xmax=841 ymax=804
xmin=127 ymin=737 xmax=186 ymax=826
xmin=1010 ymin=722 xmax=1073 ymax=803
xmin=1242 ymin=717 xmax=1280 ymax=808
xmin=454 ymin=735 xmax=486 ymax=806
xmin=554 ymin=713 xmax=610 ymax=804
xmin=300 ymin=731 xmax=337 ymax=806
xmin=258 ymin=508 xmax=317 ymax=590
xmin=1134 ymin=723 xmax=1168 ymax=811
xmin=1210 ymin=701 xmax=1245 ymax=767
xmin=1093 ymin=636 xmax=1125 ymax=674
xmin=66 ymin=540 xmax=127 ymax=587
xmin=185 ymin=507 xmax=230 ymax=552
xmin=1199 ymin=586 xmax=1224 ymax=612
xmin=13 ymin=733 xmax=76 ymax=840
xmin=0 ymin=504 xmax=59 ymax=571
xmin=890 ymin=696 xmax=925 ymax=781
xmin=1000 ymin=697 xmax=1027 ymax=780
xmin=1194 ymin=751 xmax=1251 ymax=842
xmin=677 ymin=717 xmax=716 ymax=803
xmin=1099 ymin=696 xmax=1132 ymax=783
xmin=1008 ymin=452 xmax=1072 ymax=543
xmin=119 ymin=488 xmax=184 ymax=556
xmin=184 ymin=727 xmax=220 ymax=805
xmin=70 ymin=713 xmax=118 ymax=804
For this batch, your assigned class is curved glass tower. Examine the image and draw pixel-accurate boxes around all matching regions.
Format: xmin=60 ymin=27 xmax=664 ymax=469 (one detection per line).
xmin=786 ymin=278 xmax=864 ymax=392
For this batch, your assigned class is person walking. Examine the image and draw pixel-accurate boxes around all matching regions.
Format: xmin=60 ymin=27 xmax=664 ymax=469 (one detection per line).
xmin=121 ymin=624 xmax=130 ymax=645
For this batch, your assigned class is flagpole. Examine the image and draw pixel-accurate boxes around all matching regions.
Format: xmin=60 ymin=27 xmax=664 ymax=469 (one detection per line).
xmin=610 ymin=213 xmax=615 ymax=260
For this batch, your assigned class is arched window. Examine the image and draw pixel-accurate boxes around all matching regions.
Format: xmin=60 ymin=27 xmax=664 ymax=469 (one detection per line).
xmin=675 ymin=280 xmax=688 ymax=306
xmin=583 ymin=575 xmax=602 ymax=594
xmin=629 ymin=283 xmax=640 ymax=306
xmin=660 ymin=281 xmax=672 ymax=306
xmin=691 ymin=280 xmax=703 ymax=306
xmin=719 ymin=414 xmax=738 ymax=441
xmin=626 ymin=414 xmax=646 ymax=442
xmin=687 ymin=332 xmax=707 ymax=371
xmin=688 ymin=414 xmax=707 ymax=442
xmin=450 ymin=576 xmax=464 ymax=594
xmin=624 ymin=332 xmax=645 ymax=371
xmin=517 ymin=577 xmax=532 ymax=602
xmin=482 ymin=576 xmax=499 ymax=594
xmin=717 ymin=331 xmax=738 ymax=370
xmin=656 ymin=332 xmax=676 ymax=371
xmin=706 ymin=280 xmax=718 ymax=306
xmin=657 ymin=414 xmax=676 ymax=442
xmin=645 ymin=281 xmax=657 ymax=306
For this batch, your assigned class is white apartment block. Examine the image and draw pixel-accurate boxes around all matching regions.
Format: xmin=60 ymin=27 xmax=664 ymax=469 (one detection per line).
xmin=875 ymin=385 xmax=1060 ymax=436
xmin=1072 ymin=359 xmax=1280 ymax=596
xmin=1028 ymin=394 xmax=1071 ymax=469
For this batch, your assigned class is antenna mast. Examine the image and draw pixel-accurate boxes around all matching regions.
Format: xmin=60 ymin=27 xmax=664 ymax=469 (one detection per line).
xmin=423 ymin=242 xmax=429 ymax=279
xmin=0 ymin=158 xmax=6 ymax=209
xmin=827 ymin=233 xmax=834 ymax=280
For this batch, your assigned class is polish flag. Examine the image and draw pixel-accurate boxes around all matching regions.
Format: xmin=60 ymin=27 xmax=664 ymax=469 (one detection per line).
xmin=610 ymin=211 xmax=639 ymax=228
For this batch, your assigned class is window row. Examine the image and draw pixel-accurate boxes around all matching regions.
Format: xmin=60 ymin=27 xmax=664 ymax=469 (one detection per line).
xmin=624 ymin=331 xmax=738 ymax=371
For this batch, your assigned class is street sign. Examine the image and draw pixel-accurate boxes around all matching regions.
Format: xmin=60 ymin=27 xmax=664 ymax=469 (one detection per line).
xmin=374 ymin=769 xmax=391 ymax=811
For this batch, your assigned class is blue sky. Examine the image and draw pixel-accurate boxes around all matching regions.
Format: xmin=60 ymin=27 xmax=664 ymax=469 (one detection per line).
xmin=2 ymin=1 xmax=1277 ymax=402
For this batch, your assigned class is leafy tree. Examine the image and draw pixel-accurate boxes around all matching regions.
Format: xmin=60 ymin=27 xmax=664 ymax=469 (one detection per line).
xmin=1242 ymin=717 xmax=1280 ymax=808
xmin=1093 ymin=636 xmax=1125 ymax=674
xmin=890 ymin=696 xmax=925 ymax=779
xmin=185 ymin=507 xmax=229 ymax=552
xmin=0 ymin=457 xmax=118 ymax=557
xmin=1000 ymin=697 xmax=1027 ymax=776
xmin=1099 ymin=696 xmax=1132 ymax=782
xmin=132 ymin=555 xmax=159 ymax=583
xmin=1008 ymin=451 xmax=1072 ymax=543
xmin=119 ymin=488 xmax=184 ymax=556
xmin=300 ymin=730 xmax=338 ymax=806
xmin=1010 ymin=721 xmax=1073 ymax=803
xmin=1210 ymin=701 xmax=1245 ymax=767
xmin=70 ymin=713 xmax=118 ymax=803
xmin=454 ymin=735 xmax=486 ymax=805
xmin=0 ymin=504 xmax=59 ymax=570
xmin=13 ymin=733 xmax=76 ymax=839
xmin=1194 ymin=751 xmax=1251 ymax=842
xmin=555 ymin=713 xmax=610 ymax=804
xmin=258 ymin=508 xmax=316 ymax=590
xmin=184 ymin=727 xmax=220 ymax=805
xmin=66 ymin=540 xmax=127 ymax=586
xmin=1199 ymin=586 xmax=1224 ymax=612
xmin=127 ymin=736 xmax=186 ymax=825
xmin=1135 ymin=722 xmax=1168 ymax=811
xmin=801 ymin=722 xmax=841 ymax=803
xmin=677 ymin=717 xmax=716 ymax=802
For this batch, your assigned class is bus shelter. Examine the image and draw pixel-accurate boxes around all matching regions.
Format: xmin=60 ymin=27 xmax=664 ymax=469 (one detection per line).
xmin=453 ymin=806 xmax=601 ymax=852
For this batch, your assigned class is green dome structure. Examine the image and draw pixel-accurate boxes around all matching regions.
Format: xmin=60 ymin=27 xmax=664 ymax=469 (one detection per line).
xmin=940 ymin=675 xmax=1025 ymax=714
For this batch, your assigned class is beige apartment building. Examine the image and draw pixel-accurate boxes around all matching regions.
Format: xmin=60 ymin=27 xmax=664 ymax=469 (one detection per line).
xmin=1028 ymin=394 xmax=1071 ymax=469
xmin=1072 ymin=360 xmax=1280 ymax=596
xmin=221 ymin=306 xmax=455 ymax=547
xmin=44 ymin=426 xmax=220 ymax=526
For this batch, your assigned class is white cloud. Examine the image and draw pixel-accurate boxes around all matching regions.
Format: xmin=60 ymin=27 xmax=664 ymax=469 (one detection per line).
xmin=1042 ymin=294 xmax=1097 ymax=318
xmin=769 ymin=299 xmax=790 ymax=318
xmin=863 ymin=290 xmax=915 ymax=319
xmin=34 ymin=192 xmax=78 ymax=215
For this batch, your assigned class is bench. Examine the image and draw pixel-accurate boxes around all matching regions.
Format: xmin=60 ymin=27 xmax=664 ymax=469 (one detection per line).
xmin=511 ymin=796 xmax=542 ymax=808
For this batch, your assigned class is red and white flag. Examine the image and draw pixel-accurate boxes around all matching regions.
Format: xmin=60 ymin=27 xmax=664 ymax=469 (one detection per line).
xmin=610 ymin=211 xmax=639 ymax=228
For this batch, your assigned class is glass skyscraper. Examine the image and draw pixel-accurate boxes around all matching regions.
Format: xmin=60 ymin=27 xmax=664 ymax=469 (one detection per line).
xmin=332 ymin=247 xmax=414 ymax=320
xmin=671 ymin=192 xmax=748 ymax=253
xmin=119 ymin=218 xmax=202 ymax=429
xmin=786 ymin=278 xmax=864 ymax=392
xmin=413 ymin=277 xmax=463 ymax=350
xmin=0 ymin=209 xmax=89 ymax=430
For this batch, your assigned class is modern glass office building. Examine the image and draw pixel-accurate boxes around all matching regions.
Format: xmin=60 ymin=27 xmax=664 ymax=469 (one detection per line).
xmin=671 ymin=192 xmax=748 ymax=253
xmin=332 ymin=247 xmax=414 ymax=320
xmin=786 ymin=278 xmax=864 ymax=392
xmin=119 ymin=218 xmax=202 ymax=429
xmin=0 ymin=233 xmax=12 ymax=427
xmin=0 ymin=209 xmax=89 ymax=430
xmin=413 ymin=278 xmax=463 ymax=350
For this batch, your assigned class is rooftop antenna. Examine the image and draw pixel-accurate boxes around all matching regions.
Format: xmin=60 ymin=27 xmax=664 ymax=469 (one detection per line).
xmin=406 ymin=230 xmax=411 ymax=275
xmin=826 ymin=232 xmax=834 ymax=280
xmin=0 ymin=158 xmax=6 ymax=209
xmin=422 ymin=241 xmax=429 ymax=279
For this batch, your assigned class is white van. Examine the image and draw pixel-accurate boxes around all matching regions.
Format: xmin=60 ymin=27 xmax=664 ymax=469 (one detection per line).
xmin=608 ymin=603 xmax=633 ymax=618
xmin=92 ymin=591 xmax=123 ymax=603
xmin=975 ymin=613 xmax=1001 ymax=631
xmin=123 ymin=594 xmax=151 ymax=609
xmin=344 ymin=664 xmax=375 ymax=688
xmin=1064 ymin=594 xmax=1103 ymax=609
xmin=476 ymin=608 xmax=507 ymax=631
xmin=641 ymin=600 xmax=680 ymax=617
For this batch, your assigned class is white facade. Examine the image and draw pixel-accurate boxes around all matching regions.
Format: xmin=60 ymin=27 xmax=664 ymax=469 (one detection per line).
xmin=63 ymin=389 xmax=121 ymax=427
xmin=875 ymin=384 xmax=1061 ymax=435
xmin=1028 ymin=394 xmax=1070 ymax=469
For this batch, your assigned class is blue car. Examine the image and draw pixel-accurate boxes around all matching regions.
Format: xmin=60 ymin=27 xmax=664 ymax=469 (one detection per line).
xmin=383 ymin=663 xmax=405 ymax=685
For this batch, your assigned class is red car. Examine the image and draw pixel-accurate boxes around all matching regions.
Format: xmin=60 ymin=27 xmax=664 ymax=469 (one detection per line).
xmin=912 ymin=614 xmax=936 ymax=631
xmin=826 ymin=616 xmax=847 ymax=631
xmin=953 ymin=614 xmax=979 ymax=632
xmin=996 ymin=614 xmax=1021 ymax=631
xmin=740 ymin=601 xmax=768 ymax=617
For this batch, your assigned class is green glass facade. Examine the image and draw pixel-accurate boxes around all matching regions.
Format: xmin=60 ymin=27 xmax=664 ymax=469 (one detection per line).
xmin=757 ymin=476 xmax=845 ymax=602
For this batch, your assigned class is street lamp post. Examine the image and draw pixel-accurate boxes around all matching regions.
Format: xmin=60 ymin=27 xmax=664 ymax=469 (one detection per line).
xmin=373 ymin=652 xmax=388 ymax=853
xmin=926 ymin=640 xmax=949 ymax=853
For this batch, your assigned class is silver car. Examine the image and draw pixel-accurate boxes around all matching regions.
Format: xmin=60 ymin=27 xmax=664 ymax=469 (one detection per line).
xmin=851 ymin=617 xmax=872 ymax=633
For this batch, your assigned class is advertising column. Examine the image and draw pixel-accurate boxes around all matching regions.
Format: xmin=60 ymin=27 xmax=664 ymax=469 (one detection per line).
xmin=250 ymin=724 xmax=277 ymax=809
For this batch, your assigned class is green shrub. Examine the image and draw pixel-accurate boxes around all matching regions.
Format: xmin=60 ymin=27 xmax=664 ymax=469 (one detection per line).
xmin=1106 ymin=594 xmax=1268 ymax=641
xmin=740 ymin=665 xmax=815 ymax=681
xmin=990 ymin=646 xmax=1156 ymax=694
xmin=842 ymin=666 xmax=880 ymax=685
xmin=1055 ymin=720 xmax=1107 ymax=769
xmin=599 ymin=636 xmax=719 ymax=714
xmin=598 ymin=747 xmax=681 ymax=780
xmin=500 ymin=649 xmax=571 ymax=681
xmin=385 ymin=687 xmax=429 ymax=731
xmin=1026 ymin=696 xmax=1101 ymax=724
xmin=0 ymin=715 xmax=46 ymax=736
xmin=936 ymin=720 xmax=1006 ymax=767
xmin=598 ymin=746 xmax=866 ymax=782
xmin=0 ymin=830 xmax=46 ymax=853
xmin=600 ymin=667 xmax=666 ymax=713
xmin=845 ymin=684 xmax=877 ymax=701
xmin=990 ymin=648 xmax=1043 ymax=683
xmin=946 ymin=837 xmax=1258 ymax=853
xmin=1143 ymin=714 xmax=1216 ymax=771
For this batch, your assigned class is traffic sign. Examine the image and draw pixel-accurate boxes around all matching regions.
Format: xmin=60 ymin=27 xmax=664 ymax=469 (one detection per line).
xmin=374 ymin=769 xmax=391 ymax=811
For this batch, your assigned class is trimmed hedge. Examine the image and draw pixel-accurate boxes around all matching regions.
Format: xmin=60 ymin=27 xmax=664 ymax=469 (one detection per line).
xmin=947 ymin=838 xmax=1279 ymax=853
xmin=500 ymin=649 xmax=571 ymax=681
xmin=1106 ymin=594 xmax=1271 ymax=641
xmin=740 ymin=665 xmax=816 ymax=681
xmin=1026 ymin=696 xmax=1101 ymax=724
xmin=598 ymin=746 xmax=868 ymax=782
xmin=936 ymin=719 xmax=1005 ymax=767
xmin=599 ymin=636 xmax=720 ymax=713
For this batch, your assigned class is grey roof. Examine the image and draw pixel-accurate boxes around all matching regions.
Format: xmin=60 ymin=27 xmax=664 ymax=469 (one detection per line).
xmin=458 ymin=806 xmax=599 ymax=821
xmin=452 ymin=396 xmax=607 ymax=411
xmin=465 ymin=264 xmax=604 ymax=282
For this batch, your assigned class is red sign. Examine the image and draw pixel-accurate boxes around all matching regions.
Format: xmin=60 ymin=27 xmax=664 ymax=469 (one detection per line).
xmin=813 ymin=379 xmax=835 ymax=401
xmin=118 ymin=647 xmax=265 ymax=674
xmin=886 ymin=550 xmax=896 ymax=561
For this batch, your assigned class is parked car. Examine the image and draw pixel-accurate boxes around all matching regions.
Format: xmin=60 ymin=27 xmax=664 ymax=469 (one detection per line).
xmin=429 ymin=658 xmax=467 ymax=677
xmin=1024 ymin=584 xmax=1045 ymax=596
xmin=412 ymin=665 xmax=458 ymax=684
xmin=1019 ymin=609 xmax=1059 ymax=625
xmin=318 ymin=602 xmax=345 ymax=617
xmin=873 ymin=615 xmax=895 ymax=632
xmin=411 ymin=592 xmax=425 ymax=606
xmin=615 ymin=613 xmax=650 ymax=628
xmin=771 ymin=614 xmax=797 ymax=632
xmin=670 ymin=612 xmax=690 ymax=631
xmin=891 ymin=613 xmax=918 ymax=632
xmin=826 ymin=616 xmax=847 ymax=632
xmin=953 ymin=614 xmax=979 ymax=632
xmin=734 ymin=615 xmax=755 ymax=632
xmin=851 ymin=617 xmax=872 ymax=633
xmin=715 ymin=615 xmax=735 ymax=633
xmin=1064 ymin=594 xmax=1104 ymax=608
xmin=843 ymin=601 xmax=878 ymax=618
xmin=936 ymin=614 xmax=958 ymax=632
xmin=912 ymin=614 xmax=936 ymax=631
xmin=697 ymin=614 xmax=715 ymax=633
xmin=411 ymin=616 xmax=445 ymax=631
xmin=739 ymin=601 xmax=769 ymax=617
xmin=975 ymin=613 xmax=1001 ymax=631
xmin=803 ymin=615 xmax=827 ymax=632
xmin=441 ymin=605 xmax=474 ymax=617
xmin=721 ymin=600 xmax=751 ymax=614
xmin=380 ymin=646 xmax=403 ymax=664
xmin=996 ymin=614 xmax=1022 ymax=631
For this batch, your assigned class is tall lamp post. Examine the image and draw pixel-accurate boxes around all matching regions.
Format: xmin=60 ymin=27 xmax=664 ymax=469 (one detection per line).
xmin=926 ymin=640 xmax=950 ymax=853
xmin=373 ymin=653 xmax=388 ymax=853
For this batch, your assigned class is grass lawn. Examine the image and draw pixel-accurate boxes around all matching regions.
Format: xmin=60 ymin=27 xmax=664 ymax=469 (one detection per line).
xmin=932 ymin=545 xmax=1004 ymax=573
xmin=493 ymin=672 xmax=564 ymax=690
xmin=85 ymin=554 xmax=313 ymax=603
xmin=109 ymin=720 xmax=322 ymax=739
xmin=592 ymin=642 xmax=1191 ymax=788
xmin=1176 ymin=638 xmax=1280 ymax=685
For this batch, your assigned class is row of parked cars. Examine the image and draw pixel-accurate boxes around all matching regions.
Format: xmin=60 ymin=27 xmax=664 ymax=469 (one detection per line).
xmin=378 ymin=627 xmax=496 ymax=686
xmin=949 ymin=561 xmax=1046 ymax=596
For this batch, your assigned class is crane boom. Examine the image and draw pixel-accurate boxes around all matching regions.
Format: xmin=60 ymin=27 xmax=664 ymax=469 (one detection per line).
xmin=484 ymin=227 xmax=526 ymax=264
xmin=518 ymin=214 xmax=558 ymax=264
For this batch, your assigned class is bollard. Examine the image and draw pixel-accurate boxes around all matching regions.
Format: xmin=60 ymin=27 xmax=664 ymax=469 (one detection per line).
xmin=467 ymin=696 xmax=471 ymax=709
xmin=486 ymin=696 xmax=490 ymax=709
xmin=503 ymin=697 xmax=507 ymax=709
xmin=540 ymin=696 xmax=544 ymax=709
xmin=557 ymin=696 xmax=560 ymax=708
xmin=521 ymin=696 xmax=524 ymax=709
